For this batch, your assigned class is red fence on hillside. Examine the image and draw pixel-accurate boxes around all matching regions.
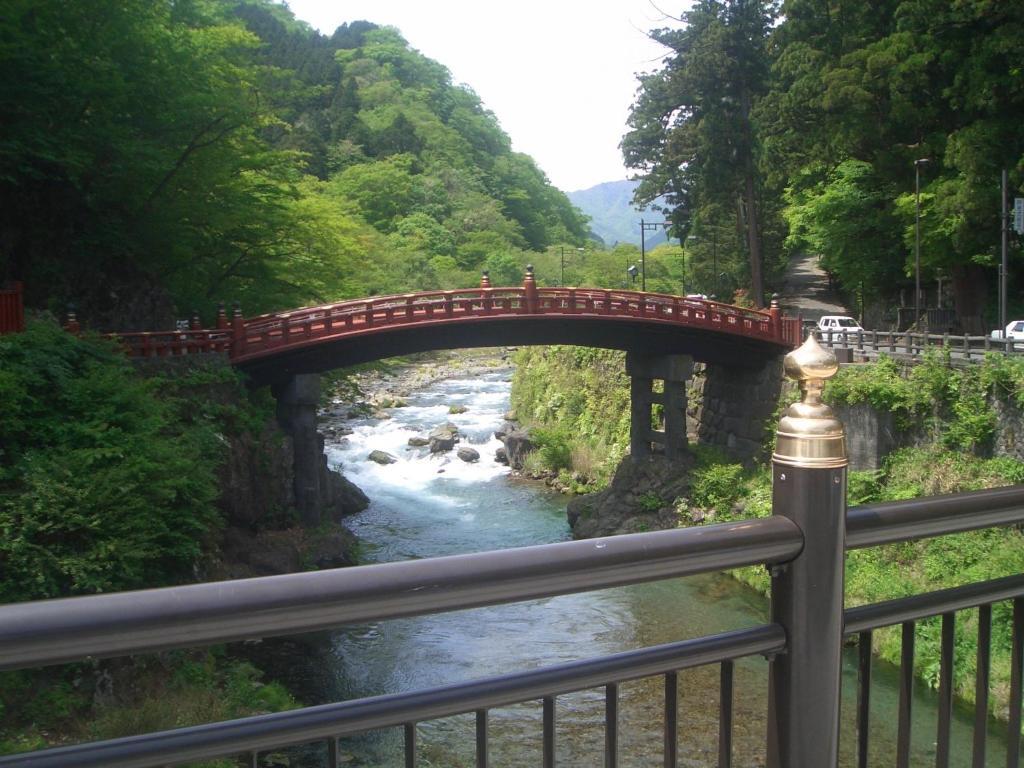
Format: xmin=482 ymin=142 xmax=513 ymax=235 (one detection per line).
xmin=0 ymin=282 xmax=24 ymax=334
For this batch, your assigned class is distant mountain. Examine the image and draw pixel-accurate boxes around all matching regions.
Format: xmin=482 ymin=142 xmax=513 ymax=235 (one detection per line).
xmin=568 ymin=180 xmax=668 ymax=247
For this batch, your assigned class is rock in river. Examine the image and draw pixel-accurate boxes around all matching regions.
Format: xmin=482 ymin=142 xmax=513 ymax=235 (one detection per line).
xmin=428 ymin=422 xmax=461 ymax=453
xmin=457 ymin=447 xmax=480 ymax=463
xmin=368 ymin=450 xmax=398 ymax=465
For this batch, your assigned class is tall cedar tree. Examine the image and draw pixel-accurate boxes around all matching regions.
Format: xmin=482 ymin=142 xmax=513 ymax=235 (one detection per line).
xmin=623 ymin=0 xmax=776 ymax=307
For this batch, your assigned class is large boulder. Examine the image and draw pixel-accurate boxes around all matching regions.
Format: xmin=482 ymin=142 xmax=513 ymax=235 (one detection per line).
xmin=457 ymin=446 xmax=480 ymax=463
xmin=428 ymin=422 xmax=461 ymax=453
xmin=499 ymin=429 xmax=534 ymax=470
xmin=368 ymin=450 xmax=398 ymax=465
xmin=325 ymin=469 xmax=369 ymax=518
xmin=495 ymin=446 xmax=509 ymax=465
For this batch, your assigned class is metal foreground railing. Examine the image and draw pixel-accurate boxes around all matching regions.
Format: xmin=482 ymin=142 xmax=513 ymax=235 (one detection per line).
xmin=2 ymin=337 xmax=1024 ymax=767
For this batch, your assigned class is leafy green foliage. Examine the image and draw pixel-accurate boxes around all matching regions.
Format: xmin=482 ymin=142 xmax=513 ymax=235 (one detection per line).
xmin=784 ymin=161 xmax=903 ymax=296
xmin=530 ymin=427 xmax=574 ymax=472
xmin=0 ymin=651 xmax=296 ymax=759
xmin=0 ymin=0 xmax=589 ymax=325
xmin=510 ymin=347 xmax=631 ymax=484
xmin=689 ymin=461 xmax=745 ymax=511
xmin=623 ymin=0 xmax=785 ymax=307
xmin=825 ymin=353 xmax=1024 ymax=452
xmin=0 ymin=322 xmax=230 ymax=602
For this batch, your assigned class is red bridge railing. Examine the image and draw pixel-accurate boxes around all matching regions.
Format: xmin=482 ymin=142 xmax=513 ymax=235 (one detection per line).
xmin=103 ymin=273 xmax=801 ymax=360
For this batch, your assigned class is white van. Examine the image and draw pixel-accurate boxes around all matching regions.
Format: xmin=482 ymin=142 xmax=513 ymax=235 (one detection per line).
xmin=817 ymin=315 xmax=864 ymax=334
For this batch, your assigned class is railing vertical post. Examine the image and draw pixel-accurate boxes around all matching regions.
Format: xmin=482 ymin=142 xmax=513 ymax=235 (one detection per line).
xmin=63 ymin=302 xmax=80 ymax=335
xmin=481 ymin=271 xmax=493 ymax=312
xmin=231 ymin=302 xmax=245 ymax=358
xmin=767 ymin=333 xmax=847 ymax=768
xmin=522 ymin=265 xmax=539 ymax=314
xmin=769 ymin=294 xmax=781 ymax=341
xmin=216 ymin=301 xmax=229 ymax=330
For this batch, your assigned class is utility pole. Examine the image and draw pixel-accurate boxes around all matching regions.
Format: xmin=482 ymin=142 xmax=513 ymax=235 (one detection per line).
xmin=639 ymin=219 xmax=671 ymax=292
xmin=1002 ymin=169 xmax=1009 ymax=335
xmin=914 ymin=159 xmax=930 ymax=330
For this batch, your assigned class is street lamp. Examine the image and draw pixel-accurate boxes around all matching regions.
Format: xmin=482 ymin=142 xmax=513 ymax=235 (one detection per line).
xmin=914 ymin=158 xmax=930 ymax=329
xmin=639 ymin=219 xmax=671 ymax=292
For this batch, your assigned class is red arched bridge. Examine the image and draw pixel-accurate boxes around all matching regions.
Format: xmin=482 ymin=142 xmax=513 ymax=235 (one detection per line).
xmin=100 ymin=271 xmax=802 ymax=386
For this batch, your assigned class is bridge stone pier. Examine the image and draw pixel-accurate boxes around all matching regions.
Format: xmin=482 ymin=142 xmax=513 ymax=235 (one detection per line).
xmin=688 ymin=357 xmax=786 ymax=462
xmin=272 ymin=373 xmax=323 ymax=527
xmin=626 ymin=352 xmax=692 ymax=460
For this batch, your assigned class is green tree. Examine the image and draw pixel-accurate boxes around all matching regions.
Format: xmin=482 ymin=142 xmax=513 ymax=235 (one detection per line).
xmin=623 ymin=0 xmax=777 ymax=306
xmin=784 ymin=160 xmax=903 ymax=299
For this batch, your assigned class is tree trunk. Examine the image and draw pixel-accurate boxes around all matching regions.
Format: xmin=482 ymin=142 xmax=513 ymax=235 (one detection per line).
xmin=739 ymin=80 xmax=764 ymax=309
xmin=743 ymin=167 xmax=764 ymax=308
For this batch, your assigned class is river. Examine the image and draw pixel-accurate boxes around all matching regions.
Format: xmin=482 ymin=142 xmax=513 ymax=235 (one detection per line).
xmin=284 ymin=365 xmax=1019 ymax=767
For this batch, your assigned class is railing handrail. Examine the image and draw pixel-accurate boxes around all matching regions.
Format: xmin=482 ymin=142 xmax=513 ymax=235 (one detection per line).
xmin=6 ymin=486 xmax=1024 ymax=672
xmin=812 ymin=327 xmax=1023 ymax=358
xmin=0 ymin=516 xmax=802 ymax=672
xmin=0 ymin=626 xmax=785 ymax=768
xmin=846 ymin=484 xmax=1024 ymax=549
xmin=845 ymin=573 xmax=1024 ymax=635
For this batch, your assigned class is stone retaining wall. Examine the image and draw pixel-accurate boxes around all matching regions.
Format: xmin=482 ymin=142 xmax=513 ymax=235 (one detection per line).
xmin=687 ymin=357 xmax=785 ymax=462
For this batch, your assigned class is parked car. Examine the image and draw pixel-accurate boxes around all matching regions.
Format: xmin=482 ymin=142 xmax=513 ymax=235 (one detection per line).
xmin=991 ymin=320 xmax=1024 ymax=340
xmin=817 ymin=315 xmax=864 ymax=334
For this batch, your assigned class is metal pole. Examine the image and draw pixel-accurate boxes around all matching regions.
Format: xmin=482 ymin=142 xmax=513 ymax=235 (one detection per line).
xmin=1002 ymin=169 xmax=1009 ymax=335
xmin=915 ymin=161 xmax=922 ymax=329
xmin=767 ymin=334 xmax=848 ymax=768
xmin=560 ymin=246 xmax=565 ymax=288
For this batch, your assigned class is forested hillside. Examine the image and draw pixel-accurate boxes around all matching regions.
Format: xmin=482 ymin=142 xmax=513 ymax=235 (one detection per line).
xmin=624 ymin=0 xmax=1024 ymax=324
xmin=0 ymin=0 xmax=588 ymax=330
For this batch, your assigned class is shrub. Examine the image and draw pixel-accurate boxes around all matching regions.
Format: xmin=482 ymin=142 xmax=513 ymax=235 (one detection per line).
xmin=531 ymin=426 xmax=573 ymax=472
xmin=0 ymin=321 xmax=225 ymax=602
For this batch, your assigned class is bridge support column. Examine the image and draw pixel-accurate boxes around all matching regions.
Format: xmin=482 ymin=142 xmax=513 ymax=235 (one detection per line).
xmin=767 ymin=335 xmax=847 ymax=768
xmin=625 ymin=353 xmax=692 ymax=460
xmin=273 ymin=373 xmax=323 ymax=528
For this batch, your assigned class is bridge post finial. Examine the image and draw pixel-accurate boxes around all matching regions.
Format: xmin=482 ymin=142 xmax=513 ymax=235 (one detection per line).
xmin=480 ymin=271 xmax=491 ymax=289
xmin=190 ymin=309 xmax=201 ymax=331
xmin=766 ymin=332 xmax=846 ymax=767
xmin=523 ymin=264 xmax=538 ymax=313
xmin=63 ymin=303 xmax=80 ymax=335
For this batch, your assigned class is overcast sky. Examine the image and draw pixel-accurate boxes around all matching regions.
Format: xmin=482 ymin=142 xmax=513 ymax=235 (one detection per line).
xmin=282 ymin=1 xmax=683 ymax=192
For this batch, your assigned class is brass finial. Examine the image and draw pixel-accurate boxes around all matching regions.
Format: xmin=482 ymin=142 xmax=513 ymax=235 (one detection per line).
xmin=773 ymin=334 xmax=847 ymax=468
